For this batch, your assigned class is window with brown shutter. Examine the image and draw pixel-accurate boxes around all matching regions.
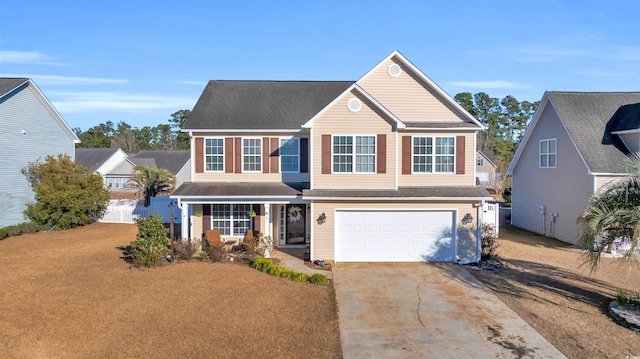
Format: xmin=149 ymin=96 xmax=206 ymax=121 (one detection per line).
xmin=234 ymin=137 xmax=241 ymax=173
xmin=402 ymin=136 xmax=411 ymax=174
xmin=456 ymin=135 xmax=465 ymax=174
xmin=270 ymin=138 xmax=279 ymax=173
xmin=300 ymin=138 xmax=309 ymax=173
xmin=195 ymin=138 xmax=204 ymax=173
xmin=225 ymin=138 xmax=234 ymax=173
xmin=262 ymin=137 xmax=270 ymax=173
xmin=377 ymin=134 xmax=386 ymax=174
xmin=321 ymin=135 xmax=331 ymax=174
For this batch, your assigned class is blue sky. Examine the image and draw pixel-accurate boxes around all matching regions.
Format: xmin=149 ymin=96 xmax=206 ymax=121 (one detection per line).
xmin=2 ymin=0 xmax=639 ymax=131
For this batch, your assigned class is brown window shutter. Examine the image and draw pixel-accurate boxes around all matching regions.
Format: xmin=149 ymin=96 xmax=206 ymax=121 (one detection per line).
xmin=321 ymin=134 xmax=331 ymax=174
xmin=195 ymin=138 xmax=204 ymax=173
xmin=402 ymin=136 xmax=411 ymax=174
xmin=377 ymin=134 xmax=386 ymax=174
xmin=456 ymin=136 xmax=465 ymax=175
xmin=202 ymin=205 xmax=211 ymax=232
xmin=300 ymin=138 xmax=309 ymax=173
xmin=262 ymin=137 xmax=270 ymax=173
xmin=225 ymin=138 xmax=234 ymax=173
xmin=234 ymin=137 xmax=242 ymax=173
xmin=270 ymin=138 xmax=279 ymax=173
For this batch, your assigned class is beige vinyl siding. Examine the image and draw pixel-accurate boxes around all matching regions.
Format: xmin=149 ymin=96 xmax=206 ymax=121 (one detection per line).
xmin=192 ymin=204 xmax=204 ymax=240
xmin=510 ymin=105 xmax=593 ymax=245
xmin=398 ymin=132 xmax=476 ymax=186
xmin=311 ymin=201 xmax=477 ymax=261
xmin=594 ymin=175 xmax=626 ymax=194
xmin=359 ymin=57 xmax=468 ymax=122
xmin=311 ymin=92 xmax=396 ymax=189
xmin=191 ymin=133 xmax=310 ymax=183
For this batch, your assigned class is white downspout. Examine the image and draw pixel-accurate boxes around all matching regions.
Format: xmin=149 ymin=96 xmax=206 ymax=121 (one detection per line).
xmin=477 ymin=200 xmax=484 ymax=262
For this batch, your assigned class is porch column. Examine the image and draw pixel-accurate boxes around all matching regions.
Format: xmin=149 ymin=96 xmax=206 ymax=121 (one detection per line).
xmin=263 ymin=203 xmax=272 ymax=257
xmin=180 ymin=202 xmax=190 ymax=240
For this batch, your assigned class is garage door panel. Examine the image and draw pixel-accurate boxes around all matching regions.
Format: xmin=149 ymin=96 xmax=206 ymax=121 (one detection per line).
xmin=335 ymin=209 xmax=456 ymax=262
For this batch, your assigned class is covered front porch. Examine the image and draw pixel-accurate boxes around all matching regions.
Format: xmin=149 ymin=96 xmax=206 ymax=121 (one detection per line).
xmin=171 ymin=182 xmax=311 ymax=252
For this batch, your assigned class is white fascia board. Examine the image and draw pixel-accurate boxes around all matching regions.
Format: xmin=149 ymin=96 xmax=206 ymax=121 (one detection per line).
xmin=401 ymin=127 xmax=481 ymax=131
xmin=357 ymin=51 xmax=485 ymax=130
xmin=26 ymin=79 xmax=81 ymax=144
xmin=302 ymin=196 xmax=494 ymax=201
xmin=612 ymin=129 xmax=640 ymax=135
xmin=170 ymin=195 xmax=300 ymax=201
xmin=182 ymin=128 xmax=303 ymax=133
xmin=589 ymin=172 xmax=627 ymax=176
xmin=507 ymin=93 xmax=548 ymax=175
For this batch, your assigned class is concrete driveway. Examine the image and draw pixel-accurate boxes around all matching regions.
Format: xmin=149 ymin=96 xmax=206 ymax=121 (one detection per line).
xmin=333 ymin=263 xmax=566 ymax=358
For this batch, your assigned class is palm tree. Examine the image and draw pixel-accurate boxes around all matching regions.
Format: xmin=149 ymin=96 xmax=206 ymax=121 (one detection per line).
xmin=128 ymin=165 xmax=177 ymax=207
xmin=578 ymin=154 xmax=640 ymax=271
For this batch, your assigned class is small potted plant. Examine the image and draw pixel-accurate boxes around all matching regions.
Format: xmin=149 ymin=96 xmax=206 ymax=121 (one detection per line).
xmin=248 ymin=210 xmax=256 ymax=217
xmin=194 ymin=210 xmax=203 ymax=217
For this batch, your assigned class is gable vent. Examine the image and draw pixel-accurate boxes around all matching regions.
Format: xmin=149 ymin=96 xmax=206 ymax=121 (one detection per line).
xmin=388 ymin=64 xmax=401 ymax=77
xmin=347 ymin=98 xmax=362 ymax=112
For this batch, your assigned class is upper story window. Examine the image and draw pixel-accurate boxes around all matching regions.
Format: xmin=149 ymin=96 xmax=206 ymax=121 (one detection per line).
xmin=243 ymin=138 xmax=261 ymax=172
xmin=477 ymin=157 xmax=483 ymax=166
xmin=333 ymin=135 xmax=376 ymax=173
xmin=539 ymin=138 xmax=557 ymax=168
xmin=413 ymin=136 xmax=455 ymax=173
xmin=205 ymin=138 xmax=224 ymax=172
xmin=280 ymin=138 xmax=299 ymax=173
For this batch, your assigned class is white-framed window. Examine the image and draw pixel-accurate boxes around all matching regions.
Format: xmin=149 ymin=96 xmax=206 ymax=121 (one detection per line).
xmin=211 ymin=204 xmax=252 ymax=236
xmin=280 ymin=138 xmax=299 ymax=173
xmin=332 ymin=135 xmax=376 ymax=173
xmin=205 ymin=138 xmax=224 ymax=172
xmin=106 ymin=177 xmax=129 ymax=189
xmin=539 ymin=138 xmax=557 ymax=168
xmin=243 ymin=138 xmax=261 ymax=172
xmin=413 ymin=136 xmax=455 ymax=173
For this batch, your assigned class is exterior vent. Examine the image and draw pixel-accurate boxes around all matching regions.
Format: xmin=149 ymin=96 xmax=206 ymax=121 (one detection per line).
xmin=388 ymin=64 xmax=401 ymax=77
xmin=347 ymin=98 xmax=362 ymax=112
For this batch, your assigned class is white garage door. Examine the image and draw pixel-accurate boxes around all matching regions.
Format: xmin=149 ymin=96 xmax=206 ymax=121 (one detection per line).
xmin=335 ymin=209 xmax=456 ymax=262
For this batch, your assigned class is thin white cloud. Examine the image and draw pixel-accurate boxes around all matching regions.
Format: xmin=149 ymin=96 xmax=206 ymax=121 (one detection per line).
xmin=0 ymin=50 xmax=48 ymax=63
xmin=0 ymin=73 xmax=129 ymax=85
xmin=446 ymin=80 xmax=529 ymax=89
xmin=50 ymin=91 xmax=197 ymax=113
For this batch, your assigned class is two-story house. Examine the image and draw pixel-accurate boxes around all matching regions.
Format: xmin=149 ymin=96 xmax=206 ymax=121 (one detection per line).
xmin=171 ymin=51 xmax=492 ymax=263
xmin=0 ymin=78 xmax=79 ymax=228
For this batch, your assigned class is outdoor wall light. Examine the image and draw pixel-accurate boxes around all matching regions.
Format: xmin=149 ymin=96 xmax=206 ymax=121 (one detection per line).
xmin=462 ymin=213 xmax=473 ymax=224
xmin=317 ymin=212 xmax=326 ymax=225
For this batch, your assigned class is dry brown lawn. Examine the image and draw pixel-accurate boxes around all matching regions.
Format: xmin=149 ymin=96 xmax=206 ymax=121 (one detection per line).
xmin=0 ymin=223 xmax=341 ymax=359
xmin=472 ymin=225 xmax=640 ymax=359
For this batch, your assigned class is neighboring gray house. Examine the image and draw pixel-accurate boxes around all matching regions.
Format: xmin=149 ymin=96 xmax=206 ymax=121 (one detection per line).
xmin=0 ymin=78 xmax=80 ymax=228
xmin=77 ymin=148 xmax=191 ymax=191
xmin=76 ymin=148 xmax=134 ymax=190
xmin=129 ymin=150 xmax=191 ymax=188
xmin=507 ymin=91 xmax=640 ymax=245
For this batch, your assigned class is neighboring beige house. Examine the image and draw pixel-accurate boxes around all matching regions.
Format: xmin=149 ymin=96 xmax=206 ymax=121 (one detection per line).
xmin=172 ymin=51 xmax=492 ymax=263
xmin=476 ymin=150 xmax=497 ymax=186
xmin=507 ymin=92 xmax=640 ymax=245
xmin=0 ymin=78 xmax=79 ymax=228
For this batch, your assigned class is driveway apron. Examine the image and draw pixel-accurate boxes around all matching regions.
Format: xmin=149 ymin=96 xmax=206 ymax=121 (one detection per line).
xmin=333 ymin=263 xmax=566 ymax=359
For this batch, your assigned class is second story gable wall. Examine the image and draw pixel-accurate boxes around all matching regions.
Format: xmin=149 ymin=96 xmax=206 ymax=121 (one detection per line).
xmin=397 ymin=131 xmax=476 ymax=186
xmin=311 ymin=93 xmax=397 ymax=190
xmin=359 ymin=57 xmax=468 ymax=123
xmin=191 ymin=132 xmax=310 ymax=183
xmin=511 ymin=104 xmax=592 ymax=243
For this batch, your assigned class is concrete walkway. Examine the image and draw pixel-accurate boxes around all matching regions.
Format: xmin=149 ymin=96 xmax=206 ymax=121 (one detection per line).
xmin=333 ymin=263 xmax=566 ymax=358
xmin=269 ymin=249 xmax=333 ymax=280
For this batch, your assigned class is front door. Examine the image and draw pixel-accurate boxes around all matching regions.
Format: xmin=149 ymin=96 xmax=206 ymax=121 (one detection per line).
xmin=279 ymin=204 xmax=306 ymax=246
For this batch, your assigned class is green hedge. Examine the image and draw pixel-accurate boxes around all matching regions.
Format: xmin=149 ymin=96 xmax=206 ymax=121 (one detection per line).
xmin=250 ymin=257 xmax=328 ymax=285
xmin=0 ymin=222 xmax=49 ymax=240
